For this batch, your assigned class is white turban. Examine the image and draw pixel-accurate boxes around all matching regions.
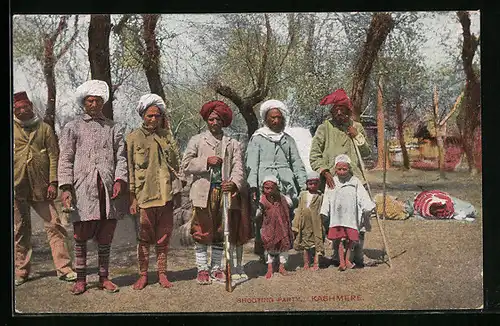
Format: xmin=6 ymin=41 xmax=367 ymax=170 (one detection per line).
xmin=262 ymin=175 xmax=279 ymax=186
xmin=75 ymin=80 xmax=110 ymax=107
xmin=334 ymin=154 xmax=352 ymax=166
xmin=259 ymin=99 xmax=289 ymax=123
xmin=136 ymin=93 xmax=167 ymax=117
xmin=307 ymin=171 xmax=320 ymax=181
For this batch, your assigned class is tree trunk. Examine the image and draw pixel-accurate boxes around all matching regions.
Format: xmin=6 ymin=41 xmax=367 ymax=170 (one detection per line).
xmin=350 ymin=13 xmax=394 ymax=121
xmin=375 ymin=76 xmax=388 ymax=170
xmin=457 ymin=11 xmax=481 ymax=174
xmin=433 ymin=86 xmax=446 ymax=178
xmin=304 ymin=15 xmax=315 ymax=74
xmin=240 ymin=104 xmax=260 ymax=138
xmin=88 ymin=14 xmax=113 ymax=120
xmin=142 ymin=14 xmax=166 ymax=100
xmin=395 ymin=98 xmax=410 ymax=170
xmin=42 ymin=38 xmax=57 ymax=133
xmin=142 ymin=14 xmax=168 ymax=128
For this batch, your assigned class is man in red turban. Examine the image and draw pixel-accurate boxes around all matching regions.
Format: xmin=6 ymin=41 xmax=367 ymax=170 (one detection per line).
xmin=310 ymin=88 xmax=376 ymax=268
xmin=319 ymin=88 xmax=353 ymax=109
xmin=182 ymin=100 xmax=252 ymax=285
xmin=199 ymin=100 xmax=233 ymax=127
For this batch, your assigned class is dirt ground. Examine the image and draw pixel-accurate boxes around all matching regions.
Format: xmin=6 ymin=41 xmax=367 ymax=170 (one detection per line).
xmin=13 ymin=169 xmax=483 ymax=313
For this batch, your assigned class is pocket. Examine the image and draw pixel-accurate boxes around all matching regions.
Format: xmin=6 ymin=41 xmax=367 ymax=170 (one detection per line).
xmin=134 ymin=169 xmax=146 ymax=192
xmin=134 ymin=146 xmax=149 ymax=169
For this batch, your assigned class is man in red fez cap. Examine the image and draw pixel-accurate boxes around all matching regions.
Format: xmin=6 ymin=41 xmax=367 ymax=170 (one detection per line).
xmin=310 ymin=88 xmax=376 ymax=268
xmin=181 ymin=100 xmax=252 ymax=285
xmin=13 ymin=91 xmax=76 ymax=286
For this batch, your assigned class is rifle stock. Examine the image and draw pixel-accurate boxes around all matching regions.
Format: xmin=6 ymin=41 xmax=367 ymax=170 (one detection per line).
xmin=223 ymin=190 xmax=233 ymax=292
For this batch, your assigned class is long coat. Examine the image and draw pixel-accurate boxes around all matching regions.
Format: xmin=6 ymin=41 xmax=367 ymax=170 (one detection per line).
xmin=245 ymin=132 xmax=307 ymax=208
xmin=58 ymin=114 xmax=128 ymax=222
xmin=292 ymin=191 xmax=325 ymax=254
xmin=181 ymin=130 xmax=244 ymax=209
xmin=126 ymin=126 xmax=183 ymax=208
xmin=309 ymin=119 xmax=371 ymax=184
xmin=14 ymin=119 xmax=59 ymax=201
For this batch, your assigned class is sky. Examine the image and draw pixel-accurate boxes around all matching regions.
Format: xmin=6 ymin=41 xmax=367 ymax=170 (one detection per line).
xmin=11 ymin=11 xmax=480 ymax=134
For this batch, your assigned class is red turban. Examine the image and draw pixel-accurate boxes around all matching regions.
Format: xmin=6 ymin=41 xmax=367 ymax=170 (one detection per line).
xmin=14 ymin=91 xmax=30 ymax=104
xmin=319 ymin=88 xmax=352 ymax=110
xmin=200 ymin=100 xmax=233 ymax=127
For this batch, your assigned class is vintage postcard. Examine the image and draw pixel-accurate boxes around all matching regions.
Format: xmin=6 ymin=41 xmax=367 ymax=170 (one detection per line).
xmin=11 ymin=11 xmax=482 ymax=313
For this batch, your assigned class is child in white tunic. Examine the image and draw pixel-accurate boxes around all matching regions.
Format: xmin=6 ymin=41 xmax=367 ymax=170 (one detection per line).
xmin=320 ymin=154 xmax=375 ymax=271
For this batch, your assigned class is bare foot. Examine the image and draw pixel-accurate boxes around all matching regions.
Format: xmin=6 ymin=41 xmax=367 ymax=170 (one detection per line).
xmin=99 ymin=278 xmax=119 ymax=293
xmin=265 ymin=270 xmax=273 ymax=279
xmin=303 ymin=264 xmax=310 ymax=270
xmin=311 ymin=264 xmax=319 ymax=271
xmin=133 ymin=274 xmax=148 ymax=290
xmin=159 ymin=273 xmax=173 ymax=288
xmin=278 ymin=264 xmax=288 ymax=276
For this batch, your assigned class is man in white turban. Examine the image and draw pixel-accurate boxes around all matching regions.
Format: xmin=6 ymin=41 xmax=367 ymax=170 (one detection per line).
xmin=136 ymin=93 xmax=167 ymax=117
xmin=58 ymin=79 xmax=128 ymax=295
xmin=245 ymin=99 xmax=307 ymax=262
xmin=75 ymin=79 xmax=110 ymax=109
xmin=125 ymin=93 xmax=183 ymax=290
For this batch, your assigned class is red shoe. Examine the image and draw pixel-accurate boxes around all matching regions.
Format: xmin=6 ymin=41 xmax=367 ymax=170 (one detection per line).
xmin=158 ymin=273 xmax=173 ymax=288
xmin=197 ymin=270 xmax=211 ymax=285
xmin=71 ymin=281 xmax=87 ymax=295
xmin=99 ymin=278 xmax=119 ymax=293
xmin=132 ymin=274 xmax=148 ymax=290
xmin=210 ymin=269 xmax=225 ymax=283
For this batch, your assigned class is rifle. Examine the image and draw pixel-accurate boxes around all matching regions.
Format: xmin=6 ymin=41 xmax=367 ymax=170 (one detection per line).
xmin=221 ymin=168 xmax=233 ymax=292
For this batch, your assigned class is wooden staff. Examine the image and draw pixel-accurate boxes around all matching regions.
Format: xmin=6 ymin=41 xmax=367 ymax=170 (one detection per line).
xmin=352 ymin=139 xmax=393 ymax=268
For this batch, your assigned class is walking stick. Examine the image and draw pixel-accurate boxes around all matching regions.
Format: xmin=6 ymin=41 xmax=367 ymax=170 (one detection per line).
xmin=352 ymin=139 xmax=393 ymax=268
xmin=222 ymin=169 xmax=233 ymax=292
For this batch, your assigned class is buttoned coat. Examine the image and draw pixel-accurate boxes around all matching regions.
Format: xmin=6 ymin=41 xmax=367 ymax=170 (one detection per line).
xmin=126 ymin=126 xmax=183 ymax=208
xmin=181 ymin=130 xmax=244 ymax=209
xmin=58 ymin=114 xmax=128 ymax=222
xmin=14 ymin=119 xmax=59 ymax=201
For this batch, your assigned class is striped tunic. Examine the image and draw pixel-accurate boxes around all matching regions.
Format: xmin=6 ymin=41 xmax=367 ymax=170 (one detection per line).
xmin=58 ymin=114 xmax=128 ymax=222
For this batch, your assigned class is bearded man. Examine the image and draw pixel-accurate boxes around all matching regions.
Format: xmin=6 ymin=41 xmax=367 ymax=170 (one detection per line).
xmin=181 ymin=100 xmax=252 ymax=284
xmin=58 ymin=80 xmax=128 ymax=294
xmin=245 ymin=99 xmax=307 ymax=261
xmin=13 ymin=91 xmax=76 ymax=286
xmin=126 ymin=93 xmax=183 ymax=290
xmin=309 ymin=88 xmax=375 ymax=268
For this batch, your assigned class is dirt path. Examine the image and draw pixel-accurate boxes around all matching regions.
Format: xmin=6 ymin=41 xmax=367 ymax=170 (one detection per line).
xmin=14 ymin=170 xmax=483 ymax=313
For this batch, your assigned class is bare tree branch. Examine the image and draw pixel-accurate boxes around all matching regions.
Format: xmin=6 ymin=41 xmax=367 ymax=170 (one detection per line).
xmin=55 ymin=15 xmax=79 ymax=61
xmin=439 ymin=91 xmax=464 ymax=126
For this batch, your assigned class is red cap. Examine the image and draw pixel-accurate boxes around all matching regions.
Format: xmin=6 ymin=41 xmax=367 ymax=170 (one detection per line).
xmin=14 ymin=91 xmax=30 ymax=104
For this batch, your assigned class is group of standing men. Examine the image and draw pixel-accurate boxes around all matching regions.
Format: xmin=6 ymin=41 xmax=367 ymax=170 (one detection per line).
xmin=13 ymin=78 xmax=373 ymax=294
